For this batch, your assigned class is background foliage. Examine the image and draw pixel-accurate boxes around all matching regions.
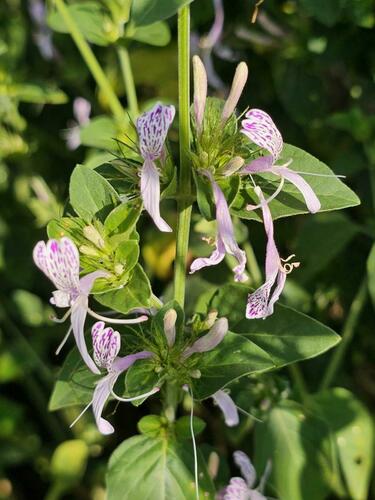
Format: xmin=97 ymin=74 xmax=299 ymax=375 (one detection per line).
xmin=0 ymin=0 xmax=374 ymax=498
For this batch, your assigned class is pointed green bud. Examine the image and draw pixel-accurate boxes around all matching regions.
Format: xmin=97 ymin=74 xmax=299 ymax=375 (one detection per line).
xmin=193 ymin=55 xmax=207 ymax=133
xmin=164 ymin=308 xmax=177 ymax=347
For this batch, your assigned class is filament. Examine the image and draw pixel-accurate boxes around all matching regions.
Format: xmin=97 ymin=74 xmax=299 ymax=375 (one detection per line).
xmin=188 ymin=386 xmax=199 ymax=500
xmin=51 ymin=308 xmax=71 ymax=323
xmin=235 ymin=405 xmax=263 ymax=423
xmin=69 ymin=400 xmax=92 ymax=428
xmin=55 ymin=325 xmax=72 ymax=355
xmin=247 ymin=177 xmax=285 ymax=211
xmin=87 ymin=308 xmax=149 ymax=324
xmin=110 ymin=386 xmax=160 ymax=402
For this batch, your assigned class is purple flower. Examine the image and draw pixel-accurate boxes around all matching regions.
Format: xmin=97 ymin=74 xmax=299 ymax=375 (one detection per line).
xmin=71 ymin=322 xmax=159 ymax=435
xmin=64 ymin=97 xmax=91 ymax=150
xmin=190 ymin=172 xmax=247 ymax=282
xmin=246 ymin=187 xmax=299 ymax=319
xmin=212 ymin=390 xmax=239 ymax=427
xmin=241 ymin=109 xmax=321 ymax=214
xmin=33 ymin=237 xmax=148 ymax=373
xmin=136 ymin=103 xmax=175 ymax=232
xmin=217 ymin=451 xmax=270 ymax=500
xmin=28 ymin=0 xmax=56 ymax=61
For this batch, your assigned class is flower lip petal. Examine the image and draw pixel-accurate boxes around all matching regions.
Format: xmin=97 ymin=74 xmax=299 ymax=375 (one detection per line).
xmin=241 ymin=108 xmax=283 ymax=162
xmin=212 ymin=390 xmax=239 ymax=427
xmin=137 ymin=102 xmax=175 ymax=161
xmin=91 ymin=321 xmax=121 ymax=370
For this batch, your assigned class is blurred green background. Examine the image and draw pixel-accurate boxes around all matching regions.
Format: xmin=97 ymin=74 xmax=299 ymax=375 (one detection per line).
xmin=0 ymin=0 xmax=374 ymax=498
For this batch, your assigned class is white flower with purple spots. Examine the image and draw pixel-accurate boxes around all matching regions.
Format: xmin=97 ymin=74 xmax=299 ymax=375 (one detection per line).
xmin=217 ymin=451 xmax=270 ymax=500
xmin=246 ymin=187 xmax=299 ymax=320
xmin=33 ymin=237 xmax=148 ymax=374
xmin=71 ymin=321 xmax=159 ymax=435
xmin=190 ymin=172 xmax=247 ymax=282
xmin=136 ymin=102 xmax=175 ymax=232
xmin=241 ymin=109 xmax=321 ymax=214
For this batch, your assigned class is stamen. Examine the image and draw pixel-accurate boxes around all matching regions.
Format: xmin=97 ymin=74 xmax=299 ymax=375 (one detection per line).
xmin=235 ymin=405 xmax=263 ymax=423
xmin=51 ymin=308 xmax=71 ymax=323
xmin=69 ymin=400 xmax=92 ymax=428
xmin=110 ymin=386 xmax=160 ymax=402
xmin=292 ymin=171 xmax=346 ymax=178
xmin=280 ymin=255 xmax=300 ymax=274
xmin=202 ymin=236 xmax=215 ymax=246
xmin=55 ymin=325 xmax=72 ymax=355
xmin=247 ymin=177 xmax=285 ymax=210
xmin=87 ymin=308 xmax=149 ymax=324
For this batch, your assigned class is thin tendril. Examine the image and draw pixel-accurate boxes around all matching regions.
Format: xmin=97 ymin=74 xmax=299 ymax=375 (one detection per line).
xmin=188 ymin=386 xmax=199 ymax=500
xmin=110 ymin=386 xmax=160 ymax=402
xmin=51 ymin=308 xmax=71 ymax=323
xmin=69 ymin=400 xmax=92 ymax=428
xmin=87 ymin=308 xmax=149 ymax=324
xmin=236 ymin=405 xmax=263 ymax=423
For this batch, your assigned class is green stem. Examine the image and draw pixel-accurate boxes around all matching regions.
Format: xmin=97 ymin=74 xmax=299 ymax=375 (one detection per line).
xmin=288 ymin=363 xmax=309 ymax=405
xmin=320 ymin=276 xmax=368 ymax=391
xmin=117 ymin=46 xmax=139 ymax=118
xmin=54 ymin=0 xmax=126 ymax=123
xmin=173 ymin=5 xmax=192 ymax=308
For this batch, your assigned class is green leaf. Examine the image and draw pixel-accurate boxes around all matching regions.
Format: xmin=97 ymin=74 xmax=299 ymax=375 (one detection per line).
xmin=51 ymin=440 xmax=89 ymax=484
xmin=106 ymin=434 xmax=215 ymax=499
xmin=131 ymin=0 xmax=193 ymax=26
xmin=232 ymin=144 xmax=360 ymax=221
xmin=1 ymin=83 xmax=67 ymax=104
xmin=79 ymin=116 xmax=118 ymax=150
xmin=192 ymin=331 xmax=274 ymax=400
xmin=311 ymin=388 xmax=375 ymax=500
xmin=367 ymin=244 xmax=375 ymax=309
xmin=47 ymin=2 xmax=114 ymax=46
xmin=138 ymin=415 xmax=167 ymax=437
xmin=254 ymin=400 xmax=331 ymax=500
xmin=293 ymin=212 xmax=359 ymax=283
xmin=49 ymin=349 xmax=99 ymax=411
xmin=125 ymin=359 xmax=160 ymax=406
xmin=69 ymin=165 xmax=119 ymax=222
xmin=115 ymin=239 xmax=139 ymax=276
xmin=125 ymin=21 xmax=171 ymax=46
xmin=299 ymin=0 xmax=347 ymax=26
xmin=175 ymin=416 xmax=206 ymax=440
xmin=95 ymin=264 xmax=152 ymax=313
xmin=208 ymin=284 xmax=341 ymax=368
xmin=104 ymin=201 xmax=142 ymax=240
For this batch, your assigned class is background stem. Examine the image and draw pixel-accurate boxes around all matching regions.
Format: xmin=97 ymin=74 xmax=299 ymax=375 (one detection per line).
xmin=117 ymin=46 xmax=139 ymax=118
xmin=173 ymin=6 xmax=192 ymax=308
xmin=320 ymin=276 xmax=368 ymax=390
xmin=54 ymin=0 xmax=126 ymax=123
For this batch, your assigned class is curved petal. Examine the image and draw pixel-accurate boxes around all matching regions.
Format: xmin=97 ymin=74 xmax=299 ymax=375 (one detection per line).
xmin=241 ymin=109 xmax=283 ymax=161
xmin=189 ymin=242 xmax=225 ymax=275
xmin=276 ymin=167 xmax=321 ymax=213
xmin=233 ymin=451 xmax=257 ymax=488
xmin=223 ymin=477 xmax=250 ymax=500
xmin=212 ymin=390 xmax=239 ymax=427
xmin=71 ymin=295 xmax=100 ymax=374
xmin=182 ymin=318 xmax=228 ymax=359
xmin=79 ymin=270 xmax=109 ymax=296
xmin=111 ymin=351 xmax=154 ymax=373
xmin=92 ymin=372 xmax=118 ymax=435
xmin=140 ymin=158 xmax=172 ymax=232
xmin=241 ymin=155 xmax=274 ymax=174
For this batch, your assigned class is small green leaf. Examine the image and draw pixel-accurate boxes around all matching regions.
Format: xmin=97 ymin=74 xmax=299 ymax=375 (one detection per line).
xmin=47 ymin=2 xmax=115 ymax=46
xmin=131 ymin=0 xmax=193 ymax=26
xmin=175 ymin=416 xmax=206 ymax=440
xmin=125 ymin=359 xmax=160 ymax=406
xmin=254 ymin=400 xmax=331 ymax=500
xmin=69 ymin=165 xmax=119 ymax=222
xmin=125 ymin=21 xmax=171 ymax=46
xmin=311 ymin=388 xmax=375 ymax=500
xmin=95 ymin=265 xmax=152 ymax=314
xmin=51 ymin=440 xmax=89 ymax=484
xmin=138 ymin=415 xmax=166 ymax=437
xmin=232 ymin=144 xmax=360 ymax=221
xmin=104 ymin=201 xmax=142 ymax=238
xmin=106 ymin=434 xmax=215 ymax=499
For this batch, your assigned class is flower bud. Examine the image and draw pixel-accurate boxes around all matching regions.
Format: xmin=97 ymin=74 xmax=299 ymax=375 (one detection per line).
xmin=222 ymin=156 xmax=245 ymax=176
xmin=193 ymin=55 xmax=207 ymax=133
xmin=201 ymin=309 xmax=218 ymax=330
xmin=221 ymin=62 xmax=249 ymax=122
xmin=79 ymin=245 xmax=102 ymax=257
xmin=182 ymin=317 xmax=228 ymax=359
xmin=164 ymin=308 xmax=177 ymax=347
xmin=83 ymin=225 xmax=105 ymax=249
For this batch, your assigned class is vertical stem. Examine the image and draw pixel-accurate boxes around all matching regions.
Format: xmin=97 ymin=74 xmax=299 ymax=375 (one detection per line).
xmin=54 ymin=0 xmax=126 ymax=123
xmin=117 ymin=46 xmax=139 ymax=118
xmin=320 ymin=276 xmax=368 ymax=391
xmin=173 ymin=6 xmax=192 ymax=308
xmin=243 ymin=241 xmax=262 ymax=286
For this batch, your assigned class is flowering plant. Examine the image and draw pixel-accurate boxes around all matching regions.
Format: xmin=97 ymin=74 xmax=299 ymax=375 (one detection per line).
xmin=25 ymin=1 xmax=374 ymax=499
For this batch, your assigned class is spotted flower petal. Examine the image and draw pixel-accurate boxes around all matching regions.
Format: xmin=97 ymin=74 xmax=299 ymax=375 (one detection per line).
xmin=91 ymin=321 xmax=121 ymax=370
xmin=137 ymin=103 xmax=175 ymax=162
xmin=241 ymin=108 xmax=283 ymax=162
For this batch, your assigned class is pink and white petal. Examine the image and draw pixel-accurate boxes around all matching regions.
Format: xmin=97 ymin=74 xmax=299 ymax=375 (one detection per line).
xmin=33 ymin=240 xmax=49 ymax=276
xmin=79 ymin=270 xmax=109 ymax=296
xmin=92 ymin=372 xmax=118 ymax=435
xmin=45 ymin=238 xmax=80 ymax=292
xmin=189 ymin=244 xmax=225 ymax=275
xmin=233 ymin=451 xmax=257 ymax=489
xmin=246 ymin=278 xmax=275 ymax=320
xmin=71 ymin=296 xmax=100 ymax=374
xmin=137 ymin=103 xmax=175 ymax=161
xmin=267 ymin=270 xmax=287 ymax=317
xmin=276 ymin=167 xmax=321 ymax=213
xmin=111 ymin=351 xmax=154 ymax=373
xmin=241 ymin=109 xmax=283 ymax=161
xmin=212 ymin=390 xmax=239 ymax=427
xmin=92 ymin=323 xmax=121 ymax=369
xmin=50 ymin=290 xmax=71 ymax=308
xmin=240 ymin=156 xmax=274 ymax=174
xmin=223 ymin=477 xmax=251 ymax=500
xmin=249 ymin=490 xmax=267 ymax=500
xmin=140 ymin=159 xmax=172 ymax=232
xmin=73 ymin=97 xmax=91 ymax=125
